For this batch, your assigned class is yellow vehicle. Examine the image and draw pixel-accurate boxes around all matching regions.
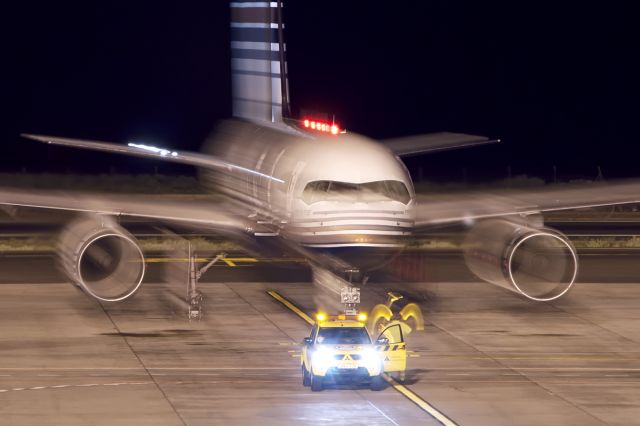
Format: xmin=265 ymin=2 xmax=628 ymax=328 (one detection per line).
xmin=301 ymin=313 xmax=407 ymax=391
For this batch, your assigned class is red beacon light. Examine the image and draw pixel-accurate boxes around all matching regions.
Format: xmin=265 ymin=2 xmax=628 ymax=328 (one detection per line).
xmin=302 ymin=118 xmax=342 ymax=135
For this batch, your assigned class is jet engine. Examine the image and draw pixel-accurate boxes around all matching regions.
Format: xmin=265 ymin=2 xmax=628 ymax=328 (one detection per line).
xmin=463 ymin=219 xmax=577 ymax=301
xmin=58 ymin=217 xmax=145 ymax=302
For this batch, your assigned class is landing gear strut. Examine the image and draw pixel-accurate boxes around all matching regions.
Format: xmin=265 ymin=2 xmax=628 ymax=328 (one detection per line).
xmin=186 ymin=242 xmax=227 ymax=321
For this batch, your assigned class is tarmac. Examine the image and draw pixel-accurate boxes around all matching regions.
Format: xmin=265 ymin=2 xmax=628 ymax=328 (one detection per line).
xmin=0 ymin=253 xmax=639 ymax=425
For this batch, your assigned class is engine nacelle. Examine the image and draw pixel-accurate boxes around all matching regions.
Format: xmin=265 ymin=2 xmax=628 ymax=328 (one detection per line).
xmin=463 ymin=219 xmax=577 ymax=301
xmin=58 ymin=217 xmax=145 ymax=302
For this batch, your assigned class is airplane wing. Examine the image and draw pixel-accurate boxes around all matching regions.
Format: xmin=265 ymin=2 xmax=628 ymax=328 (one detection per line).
xmin=0 ymin=187 xmax=247 ymax=232
xmin=414 ymin=180 xmax=640 ymax=227
xmin=380 ymin=132 xmax=500 ymax=157
xmin=21 ymin=134 xmax=285 ymax=183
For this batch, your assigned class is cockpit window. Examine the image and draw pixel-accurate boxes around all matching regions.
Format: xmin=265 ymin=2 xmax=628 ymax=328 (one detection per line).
xmin=302 ymin=180 xmax=411 ymax=204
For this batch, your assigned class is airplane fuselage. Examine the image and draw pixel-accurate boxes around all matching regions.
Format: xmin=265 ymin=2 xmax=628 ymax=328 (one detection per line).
xmin=201 ymin=121 xmax=415 ymax=269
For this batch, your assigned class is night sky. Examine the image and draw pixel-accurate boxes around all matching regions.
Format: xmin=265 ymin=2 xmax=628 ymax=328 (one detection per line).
xmin=4 ymin=2 xmax=640 ymax=182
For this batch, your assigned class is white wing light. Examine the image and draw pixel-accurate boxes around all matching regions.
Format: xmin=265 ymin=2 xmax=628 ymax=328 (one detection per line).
xmin=127 ymin=142 xmax=178 ymax=157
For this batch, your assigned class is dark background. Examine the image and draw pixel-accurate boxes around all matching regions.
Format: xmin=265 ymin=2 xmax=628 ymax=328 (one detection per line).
xmin=3 ymin=1 xmax=639 ymax=183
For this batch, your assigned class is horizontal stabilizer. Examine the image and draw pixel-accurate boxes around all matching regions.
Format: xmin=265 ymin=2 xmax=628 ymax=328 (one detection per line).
xmin=381 ymin=132 xmax=500 ymax=157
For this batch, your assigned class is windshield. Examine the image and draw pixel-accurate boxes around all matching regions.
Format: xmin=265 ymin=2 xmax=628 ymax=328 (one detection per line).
xmin=302 ymin=180 xmax=411 ymax=204
xmin=316 ymin=327 xmax=371 ymax=345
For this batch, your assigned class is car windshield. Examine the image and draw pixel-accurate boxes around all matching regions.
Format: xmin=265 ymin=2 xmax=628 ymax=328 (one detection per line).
xmin=316 ymin=327 xmax=371 ymax=344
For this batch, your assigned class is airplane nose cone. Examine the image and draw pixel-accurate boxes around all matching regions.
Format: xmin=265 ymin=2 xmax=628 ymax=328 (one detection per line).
xmin=311 ymin=246 xmax=405 ymax=272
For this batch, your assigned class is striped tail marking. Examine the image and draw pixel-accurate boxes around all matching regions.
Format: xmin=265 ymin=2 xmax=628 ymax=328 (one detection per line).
xmin=230 ymin=1 xmax=290 ymax=124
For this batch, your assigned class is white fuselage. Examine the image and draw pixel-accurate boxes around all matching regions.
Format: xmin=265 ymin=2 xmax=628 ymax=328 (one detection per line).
xmin=202 ymin=121 xmax=415 ymax=249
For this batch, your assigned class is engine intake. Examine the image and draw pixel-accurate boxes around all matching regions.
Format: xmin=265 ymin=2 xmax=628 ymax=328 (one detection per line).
xmin=58 ymin=217 xmax=145 ymax=302
xmin=463 ymin=219 xmax=577 ymax=301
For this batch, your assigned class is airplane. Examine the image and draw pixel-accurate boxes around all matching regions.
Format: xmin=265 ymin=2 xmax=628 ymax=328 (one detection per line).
xmin=4 ymin=1 xmax=640 ymax=306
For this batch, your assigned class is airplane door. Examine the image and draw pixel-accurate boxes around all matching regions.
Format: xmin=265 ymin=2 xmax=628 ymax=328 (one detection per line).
xmin=376 ymin=323 xmax=407 ymax=373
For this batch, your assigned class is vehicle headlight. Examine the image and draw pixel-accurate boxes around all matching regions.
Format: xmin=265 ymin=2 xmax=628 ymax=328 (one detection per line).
xmin=361 ymin=348 xmax=381 ymax=373
xmin=312 ymin=347 xmax=334 ymax=370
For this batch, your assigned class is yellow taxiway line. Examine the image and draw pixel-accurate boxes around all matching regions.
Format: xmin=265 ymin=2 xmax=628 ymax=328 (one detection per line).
xmin=267 ymin=290 xmax=315 ymax=325
xmin=144 ymin=257 xmax=258 ymax=267
xmin=266 ymin=290 xmax=459 ymax=426
xmin=382 ymin=375 xmax=458 ymax=426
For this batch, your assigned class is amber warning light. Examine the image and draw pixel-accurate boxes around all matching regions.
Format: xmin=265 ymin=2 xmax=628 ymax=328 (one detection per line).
xmin=302 ymin=119 xmax=343 ymax=135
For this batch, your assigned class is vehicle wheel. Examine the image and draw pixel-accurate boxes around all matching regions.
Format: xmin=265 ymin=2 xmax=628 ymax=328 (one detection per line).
xmin=370 ymin=375 xmax=385 ymax=391
xmin=310 ymin=374 xmax=323 ymax=392
xmin=302 ymin=365 xmax=311 ymax=387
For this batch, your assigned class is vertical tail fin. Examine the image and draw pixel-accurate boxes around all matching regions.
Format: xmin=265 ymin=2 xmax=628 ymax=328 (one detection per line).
xmin=230 ymin=1 xmax=290 ymax=124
